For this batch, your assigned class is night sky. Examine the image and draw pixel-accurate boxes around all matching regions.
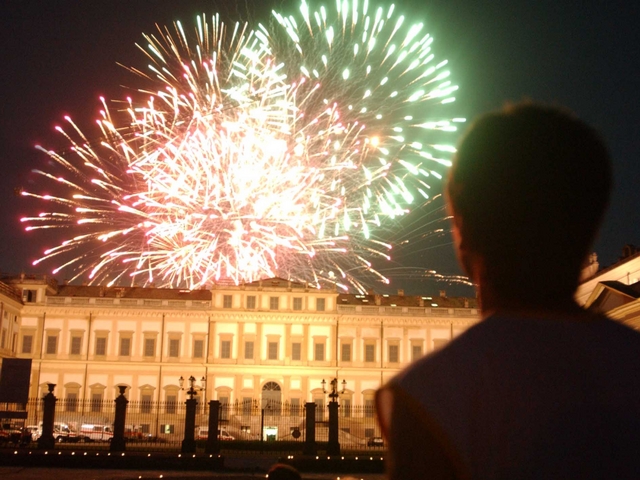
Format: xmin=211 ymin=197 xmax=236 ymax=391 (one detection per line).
xmin=1 ymin=0 xmax=638 ymax=296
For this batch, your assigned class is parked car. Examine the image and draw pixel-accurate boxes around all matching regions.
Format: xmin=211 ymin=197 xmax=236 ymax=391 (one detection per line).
xmin=24 ymin=425 xmax=39 ymax=442
xmin=37 ymin=422 xmax=79 ymax=443
xmin=79 ymin=424 xmax=113 ymax=442
xmin=195 ymin=426 xmax=234 ymax=441
xmin=367 ymin=436 xmax=384 ymax=447
xmin=0 ymin=424 xmax=22 ymax=445
xmin=124 ymin=425 xmax=152 ymax=442
xmin=195 ymin=426 xmax=209 ymax=440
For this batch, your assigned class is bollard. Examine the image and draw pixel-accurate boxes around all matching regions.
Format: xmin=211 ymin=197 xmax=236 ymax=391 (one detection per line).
xmin=37 ymin=383 xmax=57 ymax=450
xmin=110 ymin=385 xmax=128 ymax=452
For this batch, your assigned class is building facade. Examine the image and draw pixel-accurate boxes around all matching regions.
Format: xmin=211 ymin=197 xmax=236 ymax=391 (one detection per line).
xmin=1 ymin=275 xmax=479 ymax=414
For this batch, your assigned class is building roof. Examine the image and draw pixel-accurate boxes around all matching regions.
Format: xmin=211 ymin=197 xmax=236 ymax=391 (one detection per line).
xmin=337 ymin=293 xmax=478 ymax=308
xmin=584 ymin=280 xmax=640 ymax=315
xmin=240 ymin=277 xmax=310 ymax=289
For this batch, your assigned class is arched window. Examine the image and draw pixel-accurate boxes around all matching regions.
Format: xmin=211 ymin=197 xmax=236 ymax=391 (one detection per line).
xmin=261 ymin=381 xmax=282 ymax=414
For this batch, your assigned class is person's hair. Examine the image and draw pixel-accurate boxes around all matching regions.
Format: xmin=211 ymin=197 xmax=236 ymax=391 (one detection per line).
xmin=447 ymin=102 xmax=612 ymax=299
xmin=267 ymin=463 xmax=302 ymax=480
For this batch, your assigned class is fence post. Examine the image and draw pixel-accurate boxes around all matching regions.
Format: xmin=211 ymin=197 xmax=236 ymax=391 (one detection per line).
xmin=205 ymin=400 xmax=220 ymax=454
xmin=303 ymin=402 xmax=316 ymax=455
xmin=37 ymin=383 xmax=56 ymax=450
xmin=181 ymin=397 xmax=197 ymax=453
xmin=327 ymin=400 xmax=340 ymax=455
xmin=110 ymin=385 xmax=128 ymax=452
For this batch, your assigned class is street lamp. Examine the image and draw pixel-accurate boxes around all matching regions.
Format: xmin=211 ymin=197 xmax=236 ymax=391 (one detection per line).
xmin=179 ymin=375 xmax=206 ymax=454
xmin=179 ymin=375 xmax=206 ymax=400
xmin=322 ymin=377 xmax=347 ymax=403
xmin=322 ymin=378 xmax=346 ymax=456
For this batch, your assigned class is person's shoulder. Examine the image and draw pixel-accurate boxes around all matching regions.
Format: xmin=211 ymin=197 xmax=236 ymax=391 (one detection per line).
xmin=391 ymin=318 xmax=497 ymax=388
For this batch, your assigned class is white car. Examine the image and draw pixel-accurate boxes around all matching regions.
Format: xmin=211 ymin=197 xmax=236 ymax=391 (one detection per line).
xmin=36 ymin=422 xmax=78 ymax=443
xmin=79 ymin=424 xmax=113 ymax=442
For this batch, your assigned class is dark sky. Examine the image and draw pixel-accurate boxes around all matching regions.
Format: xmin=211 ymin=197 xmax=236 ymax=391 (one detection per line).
xmin=0 ymin=0 xmax=638 ymax=296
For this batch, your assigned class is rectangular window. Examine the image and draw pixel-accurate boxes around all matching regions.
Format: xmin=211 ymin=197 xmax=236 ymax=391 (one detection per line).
xmin=91 ymin=393 xmax=103 ymax=412
xmin=165 ymin=395 xmax=177 ymax=414
xmin=342 ymin=398 xmax=352 ymax=417
xmin=95 ymin=337 xmax=107 ymax=356
xmin=22 ymin=289 xmax=37 ymax=303
xmin=314 ymin=342 xmax=325 ymax=361
xmin=144 ymin=338 xmax=155 ymax=357
xmin=141 ymin=394 xmax=152 ymax=414
xmin=341 ymin=343 xmax=351 ymax=362
xmin=161 ymin=424 xmax=175 ymax=434
xmin=193 ymin=339 xmax=204 ymax=358
xmin=365 ymin=344 xmax=375 ymax=363
xmin=314 ymin=398 xmax=325 ymax=421
xmin=70 ymin=336 xmax=82 ymax=355
xmin=269 ymin=297 xmax=279 ymax=310
xmin=365 ymin=399 xmax=375 ymax=418
xmin=46 ymin=335 xmax=57 ymax=355
xmin=388 ymin=344 xmax=399 ymax=363
xmin=246 ymin=295 xmax=256 ymax=309
xmin=412 ymin=344 xmax=423 ymax=361
xmin=168 ymin=338 xmax=180 ymax=358
xmin=291 ymin=342 xmax=301 ymax=361
xmin=66 ymin=393 xmax=78 ymax=412
xmin=244 ymin=341 xmax=254 ymax=360
xmin=220 ymin=340 xmax=231 ymax=359
xmin=120 ymin=337 xmax=131 ymax=357
xmin=293 ymin=297 xmax=302 ymax=311
xmin=316 ymin=298 xmax=326 ymax=311
xmin=223 ymin=295 xmax=232 ymax=308
xmin=290 ymin=398 xmax=301 ymax=416
xmin=268 ymin=341 xmax=278 ymax=360
xmin=220 ymin=397 xmax=229 ymax=421
xmin=242 ymin=397 xmax=252 ymax=416
xmin=22 ymin=335 xmax=33 ymax=354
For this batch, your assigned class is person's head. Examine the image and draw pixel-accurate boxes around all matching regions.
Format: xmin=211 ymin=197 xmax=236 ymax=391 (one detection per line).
xmin=447 ymin=102 xmax=612 ymax=303
xmin=267 ymin=463 xmax=302 ymax=480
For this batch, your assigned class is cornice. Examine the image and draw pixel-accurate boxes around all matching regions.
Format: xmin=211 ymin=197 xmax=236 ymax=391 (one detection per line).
xmin=21 ymin=306 xmax=209 ymax=319
xmin=20 ymin=305 xmax=479 ymax=324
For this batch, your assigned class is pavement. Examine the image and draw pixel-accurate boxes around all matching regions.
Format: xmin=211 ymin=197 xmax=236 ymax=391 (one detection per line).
xmin=0 ymin=467 xmax=385 ymax=480
xmin=0 ymin=451 xmax=386 ymax=480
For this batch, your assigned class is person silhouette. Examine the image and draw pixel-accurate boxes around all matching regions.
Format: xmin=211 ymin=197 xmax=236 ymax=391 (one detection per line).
xmin=267 ymin=463 xmax=302 ymax=480
xmin=376 ymin=102 xmax=640 ymax=479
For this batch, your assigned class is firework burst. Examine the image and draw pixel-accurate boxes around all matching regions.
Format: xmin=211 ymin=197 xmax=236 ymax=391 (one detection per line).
xmin=21 ymin=1 xmax=462 ymax=292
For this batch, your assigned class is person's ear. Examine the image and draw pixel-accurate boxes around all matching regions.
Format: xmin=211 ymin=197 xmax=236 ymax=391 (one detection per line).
xmin=451 ymin=214 xmax=478 ymax=282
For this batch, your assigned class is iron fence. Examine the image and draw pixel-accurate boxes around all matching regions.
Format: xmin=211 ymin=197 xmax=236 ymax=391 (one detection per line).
xmin=7 ymin=397 xmax=383 ymax=452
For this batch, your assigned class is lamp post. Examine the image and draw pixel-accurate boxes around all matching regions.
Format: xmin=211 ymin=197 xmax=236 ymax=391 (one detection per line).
xmin=179 ymin=375 xmax=206 ymax=400
xmin=179 ymin=375 xmax=205 ymax=453
xmin=322 ymin=377 xmax=346 ymax=455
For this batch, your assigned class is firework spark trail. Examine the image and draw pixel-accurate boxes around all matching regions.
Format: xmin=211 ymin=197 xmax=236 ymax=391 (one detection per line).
xmin=22 ymin=1 xmax=463 ymax=292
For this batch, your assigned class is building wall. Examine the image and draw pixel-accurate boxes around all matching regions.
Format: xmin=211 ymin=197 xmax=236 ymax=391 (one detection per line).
xmin=3 ymin=277 xmax=480 ymax=406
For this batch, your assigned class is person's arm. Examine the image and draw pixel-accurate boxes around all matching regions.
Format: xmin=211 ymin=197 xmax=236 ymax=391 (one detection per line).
xmin=376 ymin=386 xmax=460 ymax=480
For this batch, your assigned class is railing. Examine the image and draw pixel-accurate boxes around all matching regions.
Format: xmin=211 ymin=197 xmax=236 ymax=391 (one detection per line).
xmin=45 ymin=297 xmax=211 ymax=309
xmin=337 ymin=304 xmax=477 ymax=317
xmin=11 ymin=397 xmax=383 ymax=453
xmin=0 ymin=281 xmax=24 ymax=303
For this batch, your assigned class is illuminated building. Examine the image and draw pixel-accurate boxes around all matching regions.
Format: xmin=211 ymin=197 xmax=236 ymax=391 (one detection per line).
xmin=1 ymin=275 xmax=479 ymax=411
